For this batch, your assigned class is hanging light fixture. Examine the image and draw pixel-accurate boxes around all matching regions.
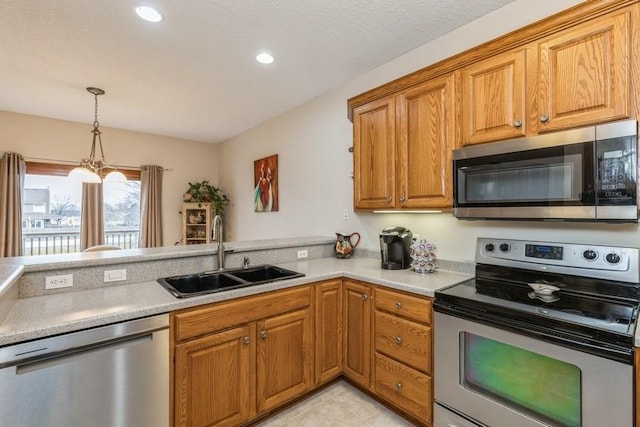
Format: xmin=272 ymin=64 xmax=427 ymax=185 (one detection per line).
xmin=68 ymin=87 xmax=127 ymax=183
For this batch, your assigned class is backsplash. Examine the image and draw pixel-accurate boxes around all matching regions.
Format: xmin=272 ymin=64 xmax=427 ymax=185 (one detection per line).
xmin=18 ymin=241 xmax=334 ymax=298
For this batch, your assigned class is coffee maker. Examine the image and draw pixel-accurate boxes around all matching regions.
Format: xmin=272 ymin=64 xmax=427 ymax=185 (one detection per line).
xmin=380 ymin=226 xmax=413 ymax=270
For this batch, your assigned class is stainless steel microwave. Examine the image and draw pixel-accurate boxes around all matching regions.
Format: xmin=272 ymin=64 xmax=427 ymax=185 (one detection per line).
xmin=453 ymin=120 xmax=638 ymax=222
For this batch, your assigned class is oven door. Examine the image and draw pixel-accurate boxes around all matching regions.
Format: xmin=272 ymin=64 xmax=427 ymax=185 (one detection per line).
xmin=434 ymin=312 xmax=633 ymax=427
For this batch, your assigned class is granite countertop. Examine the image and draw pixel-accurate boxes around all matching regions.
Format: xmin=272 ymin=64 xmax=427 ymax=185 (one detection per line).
xmin=0 ymin=257 xmax=472 ymax=347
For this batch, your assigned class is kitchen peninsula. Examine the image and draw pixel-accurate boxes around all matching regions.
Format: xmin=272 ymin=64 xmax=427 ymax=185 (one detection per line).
xmin=0 ymin=236 xmax=473 ymax=345
xmin=0 ymin=237 xmax=473 ymax=426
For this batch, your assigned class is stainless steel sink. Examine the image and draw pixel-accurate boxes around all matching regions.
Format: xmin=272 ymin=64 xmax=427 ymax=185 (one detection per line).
xmin=157 ymin=265 xmax=305 ymax=298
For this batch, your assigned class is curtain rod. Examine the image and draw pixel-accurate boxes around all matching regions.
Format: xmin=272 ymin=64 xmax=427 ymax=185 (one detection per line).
xmin=11 ymin=155 xmax=172 ymax=172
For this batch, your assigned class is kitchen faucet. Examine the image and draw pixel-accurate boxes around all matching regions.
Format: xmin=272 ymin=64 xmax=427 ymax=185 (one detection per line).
xmin=213 ymin=214 xmax=224 ymax=270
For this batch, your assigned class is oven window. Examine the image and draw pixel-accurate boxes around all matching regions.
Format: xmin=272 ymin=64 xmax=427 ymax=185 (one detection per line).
xmin=462 ymin=333 xmax=581 ymax=427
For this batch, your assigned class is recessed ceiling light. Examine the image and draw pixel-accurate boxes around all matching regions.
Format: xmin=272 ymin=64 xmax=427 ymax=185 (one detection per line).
xmin=135 ymin=6 xmax=163 ymax=23
xmin=256 ymin=53 xmax=274 ymax=64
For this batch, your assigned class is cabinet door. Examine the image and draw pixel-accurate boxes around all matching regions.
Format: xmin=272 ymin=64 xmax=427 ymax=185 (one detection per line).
xmin=397 ymin=73 xmax=458 ymax=208
xmin=315 ymin=279 xmax=342 ymax=384
xmin=461 ymin=49 xmax=527 ymax=145
xmin=174 ymin=324 xmax=256 ymax=427
xmin=538 ymin=9 xmax=631 ymax=131
xmin=343 ymin=280 xmax=372 ymax=388
xmin=256 ymin=308 xmax=313 ymax=412
xmin=353 ymin=96 xmax=396 ymax=209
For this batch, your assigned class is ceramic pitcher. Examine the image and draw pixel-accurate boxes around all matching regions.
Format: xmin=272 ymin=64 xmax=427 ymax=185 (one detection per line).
xmin=335 ymin=232 xmax=361 ymax=259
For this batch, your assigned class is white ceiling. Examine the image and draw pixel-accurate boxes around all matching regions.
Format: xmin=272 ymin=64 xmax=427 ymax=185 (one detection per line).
xmin=0 ymin=0 xmax=515 ymax=143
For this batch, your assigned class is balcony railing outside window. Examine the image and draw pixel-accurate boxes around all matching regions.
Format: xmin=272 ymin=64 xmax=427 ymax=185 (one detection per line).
xmin=22 ymin=228 xmax=139 ymax=256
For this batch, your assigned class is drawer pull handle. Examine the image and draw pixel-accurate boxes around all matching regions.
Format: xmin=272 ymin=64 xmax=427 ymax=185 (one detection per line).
xmin=514 ymin=119 xmax=522 ymax=127
xmin=243 ymin=336 xmax=250 ymax=344
xmin=540 ymin=114 xmax=550 ymax=123
xmin=362 ymin=294 xmax=369 ymax=301
xmin=394 ymin=336 xmax=402 ymax=345
xmin=260 ymin=330 xmax=267 ymax=339
xmin=395 ymin=382 xmax=403 ymax=391
xmin=395 ymin=301 xmax=402 ymax=309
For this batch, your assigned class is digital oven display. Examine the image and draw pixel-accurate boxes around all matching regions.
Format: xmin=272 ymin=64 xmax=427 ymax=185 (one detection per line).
xmin=525 ymin=244 xmax=563 ymax=260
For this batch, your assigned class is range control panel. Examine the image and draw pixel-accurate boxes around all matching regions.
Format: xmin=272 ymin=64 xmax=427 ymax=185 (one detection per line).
xmin=476 ymin=237 xmax=640 ymax=283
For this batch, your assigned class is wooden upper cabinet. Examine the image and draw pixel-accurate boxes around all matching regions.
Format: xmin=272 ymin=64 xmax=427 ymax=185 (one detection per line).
xmin=396 ymin=72 xmax=458 ymax=208
xmin=538 ymin=9 xmax=631 ymax=132
xmin=461 ymin=48 xmax=528 ymax=145
xmin=353 ymin=96 xmax=396 ymax=209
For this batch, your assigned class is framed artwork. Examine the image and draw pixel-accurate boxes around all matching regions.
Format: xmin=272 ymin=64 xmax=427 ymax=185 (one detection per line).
xmin=254 ymin=154 xmax=278 ymax=212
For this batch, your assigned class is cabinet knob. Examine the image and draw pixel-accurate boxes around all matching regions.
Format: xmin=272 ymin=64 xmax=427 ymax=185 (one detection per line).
xmin=399 ymin=195 xmax=406 ymax=202
xmin=348 ymin=146 xmax=354 ymax=153
xmin=395 ymin=301 xmax=403 ymax=309
xmin=540 ymin=114 xmax=550 ymax=123
xmin=514 ymin=119 xmax=522 ymax=127
xmin=395 ymin=382 xmax=403 ymax=392
xmin=361 ymin=294 xmax=369 ymax=301
xmin=260 ymin=330 xmax=267 ymax=339
xmin=394 ymin=336 xmax=403 ymax=345
xmin=243 ymin=336 xmax=250 ymax=344
xmin=386 ymin=196 xmax=392 ymax=202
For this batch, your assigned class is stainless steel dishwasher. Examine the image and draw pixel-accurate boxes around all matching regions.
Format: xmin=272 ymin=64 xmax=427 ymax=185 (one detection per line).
xmin=0 ymin=314 xmax=169 ymax=427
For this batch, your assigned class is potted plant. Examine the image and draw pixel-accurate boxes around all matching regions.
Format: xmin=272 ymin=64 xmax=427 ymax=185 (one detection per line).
xmin=183 ymin=180 xmax=230 ymax=215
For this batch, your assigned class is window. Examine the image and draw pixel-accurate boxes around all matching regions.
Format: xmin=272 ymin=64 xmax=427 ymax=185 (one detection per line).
xmin=22 ymin=162 xmax=141 ymax=255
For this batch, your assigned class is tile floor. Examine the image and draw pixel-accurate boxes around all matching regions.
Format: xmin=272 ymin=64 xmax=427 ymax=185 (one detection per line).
xmin=253 ymin=380 xmax=416 ymax=426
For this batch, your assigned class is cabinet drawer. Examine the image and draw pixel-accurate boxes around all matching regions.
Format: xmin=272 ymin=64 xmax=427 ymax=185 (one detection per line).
xmin=375 ymin=311 xmax=431 ymax=374
xmin=375 ymin=287 xmax=432 ymax=324
xmin=374 ymin=353 xmax=432 ymax=423
xmin=173 ymin=285 xmax=311 ymax=341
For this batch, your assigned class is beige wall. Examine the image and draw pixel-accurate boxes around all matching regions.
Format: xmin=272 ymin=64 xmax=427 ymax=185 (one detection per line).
xmin=0 ymin=110 xmax=221 ymax=246
xmin=218 ymin=0 xmax=640 ymax=262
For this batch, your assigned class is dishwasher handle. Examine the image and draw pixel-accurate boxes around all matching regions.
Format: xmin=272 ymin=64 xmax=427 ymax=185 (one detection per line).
xmin=15 ymin=332 xmax=154 ymax=374
xmin=0 ymin=314 xmax=169 ymax=369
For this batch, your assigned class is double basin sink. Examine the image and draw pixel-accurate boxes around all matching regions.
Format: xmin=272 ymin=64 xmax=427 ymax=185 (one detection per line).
xmin=157 ymin=264 xmax=305 ymax=298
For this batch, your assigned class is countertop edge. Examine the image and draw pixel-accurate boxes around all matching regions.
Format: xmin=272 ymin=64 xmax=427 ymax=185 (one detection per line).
xmin=0 ymin=257 xmax=473 ymax=346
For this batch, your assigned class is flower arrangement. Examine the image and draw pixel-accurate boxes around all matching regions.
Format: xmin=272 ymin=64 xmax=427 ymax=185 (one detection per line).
xmin=183 ymin=180 xmax=230 ymax=215
xmin=410 ymin=239 xmax=437 ymax=273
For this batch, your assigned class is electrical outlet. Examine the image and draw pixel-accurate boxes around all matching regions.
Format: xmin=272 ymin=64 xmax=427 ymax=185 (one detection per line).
xmin=45 ymin=274 xmax=73 ymax=289
xmin=104 ymin=269 xmax=127 ymax=283
xmin=343 ymin=208 xmax=349 ymax=220
xmin=297 ymin=249 xmax=308 ymax=259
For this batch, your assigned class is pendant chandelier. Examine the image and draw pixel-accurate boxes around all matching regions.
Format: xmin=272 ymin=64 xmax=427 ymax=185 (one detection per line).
xmin=68 ymin=87 xmax=127 ymax=183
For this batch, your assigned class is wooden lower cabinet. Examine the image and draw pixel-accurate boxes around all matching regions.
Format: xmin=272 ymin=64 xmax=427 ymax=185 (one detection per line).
xmin=315 ymin=279 xmax=342 ymax=384
xmin=343 ymin=280 xmax=373 ymax=388
xmin=172 ymin=285 xmax=313 ymax=427
xmin=257 ymin=308 xmax=313 ymax=412
xmin=174 ymin=325 xmax=256 ymax=427
xmin=171 ymin=280 xmax=435 ymax=426
xmin=375 ymin=353 xmax=432 ymax=422
xmin=373 ymin=286 xmax=434 ymax=426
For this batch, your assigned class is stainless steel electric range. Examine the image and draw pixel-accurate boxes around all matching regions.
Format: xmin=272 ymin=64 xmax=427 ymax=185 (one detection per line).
xmin=434 ymin=237 xmax=640 ymax=427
